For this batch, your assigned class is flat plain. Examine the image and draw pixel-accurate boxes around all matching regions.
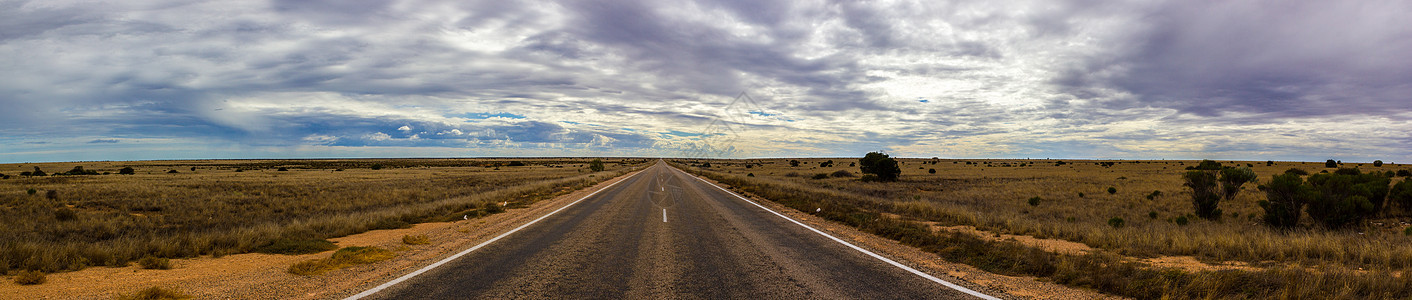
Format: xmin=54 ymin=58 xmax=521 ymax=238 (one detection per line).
xmin=674 ymin=158 xmax=1412 ymax=299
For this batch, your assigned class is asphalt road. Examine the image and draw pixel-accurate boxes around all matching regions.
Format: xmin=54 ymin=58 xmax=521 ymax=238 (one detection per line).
xmin=362 ymin=162 xmax=988 ymax=299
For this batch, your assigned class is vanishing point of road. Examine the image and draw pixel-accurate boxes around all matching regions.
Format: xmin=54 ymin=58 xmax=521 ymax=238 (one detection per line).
xmin=353 ymin=161 xmax=996 ymax=299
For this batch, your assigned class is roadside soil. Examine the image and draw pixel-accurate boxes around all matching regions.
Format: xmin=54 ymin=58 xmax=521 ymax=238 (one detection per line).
xmin=0 ymin=170 xmax=643 ymax=300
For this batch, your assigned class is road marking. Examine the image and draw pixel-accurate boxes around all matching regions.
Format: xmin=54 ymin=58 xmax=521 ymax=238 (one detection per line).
xmin=662 ymin=208 xmax=668 ymax=223
xmin=345 ymin=169 xmax=645 ymax=300
xmin=671 ymin=167 xmax=1000 ymax=300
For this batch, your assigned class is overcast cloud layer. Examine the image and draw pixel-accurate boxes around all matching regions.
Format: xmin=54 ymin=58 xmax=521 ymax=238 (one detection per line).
xmin=2 ymin=0 xmax=1409 ymax=163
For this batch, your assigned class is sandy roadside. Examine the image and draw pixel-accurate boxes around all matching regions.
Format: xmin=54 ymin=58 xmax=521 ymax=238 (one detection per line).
xmin=0 ymin=169 xmax=643 ymax=300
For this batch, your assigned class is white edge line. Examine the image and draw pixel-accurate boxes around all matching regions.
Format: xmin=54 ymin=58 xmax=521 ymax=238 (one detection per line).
xmin=662 ymin=208 xmax=667 ymax=223
xmin=670 ymin=167 xmax=1001 ymax=300
xmin=345 ymin=170 xmax=643 ymax=300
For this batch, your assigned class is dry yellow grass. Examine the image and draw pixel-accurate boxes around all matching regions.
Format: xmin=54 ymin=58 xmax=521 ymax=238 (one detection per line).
xmin=690 ymin=158 xmax=1412 ymax=269
xmin=0 ymin=158 xmax=646 ymax=273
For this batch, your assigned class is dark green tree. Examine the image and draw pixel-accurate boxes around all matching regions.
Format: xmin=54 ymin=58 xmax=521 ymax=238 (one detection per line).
xmin=858 ymin=152 xmax=901 ymax=182
xmin=790 ymin=160 xmax=800 ymax=167
xmin=1325 ymin=159 xmax=1338 ymax=168
xmin=1306 ymin=169 xmax=1389 ymax=228
xmin=589 ymin=159 xmax=605 ymax=172
xmin=1374 ymin=160 xmax=1384 ymax=167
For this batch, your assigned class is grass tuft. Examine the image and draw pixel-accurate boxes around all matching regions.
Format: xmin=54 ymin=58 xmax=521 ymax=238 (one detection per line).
xmin=287 ymin=246 xmax=395 ymax=276
xmin=138 ymin=256 xmax=171 ymax=270
xmin=401 ymin=234 xmax=429 ymax=245
xmin=116 ymin=287 xmax=192 ymax=300
xmin=14 ymin=270 xmax=45 ymax=285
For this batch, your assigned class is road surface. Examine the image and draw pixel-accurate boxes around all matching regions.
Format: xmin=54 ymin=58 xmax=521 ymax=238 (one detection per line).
xmin=358 ymin=162 xmax=990 ymax=299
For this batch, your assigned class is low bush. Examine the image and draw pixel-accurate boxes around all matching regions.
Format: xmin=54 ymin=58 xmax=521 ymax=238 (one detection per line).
xmin=255 ymin=239 xmax=338 ymax=255
xmin=54 ymin=207 xmax=77 ymax=221
xmin=117 ymin=287 xmax=192 ymax=300
xmin=14 ymin=270 xmax=45 ymax=285
xmin=119 ymin=167 xmax=136 ymax=175
xmin=1107 ymin=187 xmax=1117 ymax=194
xmin=288 ymin=246 xmax=394 ymax=276
xmin=830 ymin=170 xmax=854 ymax=177
xmin=811 ymin=173 xmax=829 ymax=180
xmin=401 ymin=234 xmax=429 ymax=245
xmin=138 ymin=256 xmax=171 ymax=270
xmin=1107 ymin=217 xmax=1125 ymax=228
xmin=1027 ymin=196 xmax=1041 ymax=206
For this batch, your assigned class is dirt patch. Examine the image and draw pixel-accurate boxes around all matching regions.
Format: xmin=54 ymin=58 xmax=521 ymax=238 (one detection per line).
xmin=931 ymin=225 xmax=1095 ymax=255
xmin=0 ymin=169 xmax=643 ymax=300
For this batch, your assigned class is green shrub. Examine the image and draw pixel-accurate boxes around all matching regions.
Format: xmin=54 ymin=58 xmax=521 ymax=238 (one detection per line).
xmin=26 ymin=188 xmax=36 ymax=195
xmin=1107 ymin=187 xmax=1117 ymax=194
xmin=858 ymin=152 xmax=901 ymax=182
xmin=1285 ymin=168 xmax=1309 ymax=176
xmin=1184 ymin=170 xmax=1222 ymax=219
xmin=45 ymin=190 xmax=58 ymax=200
xmin=255 ymin=239 xmax=338 ymax=255
xmin=277 ymin=167 xmax=289 ymax=171
xmin=370 ymin=164 xmax=384 ymax=170
xmin=116 ymin=287 xmax=192 ymax=300
xmin=1077 ymin=192 xmax=1084 ymax=198
xmin=14 ymin=270 xmax=45 ymax=285
xmin=1148 ymin=211 xmax=1158 ymax=219
xmin=1398 ymin=170 xmax=1411 ymax=177
xmin=1306 ymin=170 xmax=1388 ymax=229
xmin=790 ymin=160 xmax=800 ymax=167
xmin=928 ymin=168 xmax=936 ymax=174
xmin=1326 ymin=159 xmax=1338 ymax=168
xmin=1375 ymin=160 xmax=1384 ymax=167
xmin=830 ymin=170 xmax=854 ymax=177
xmin=811 ymin=173 xmax=829 ymax=180
xmin=1219 ymin=167 xmax=1258 ymax=201
xmin=589 ymin=159 xmax=605 ymax=172
xmin=1027 ymin=196 xmax=1041 ymax=206
xmin=1405 ymin=227 xmax=1412 ymax=236
xmin=1107 ymin=217 xmax=1125 ymax=228
xmin=139 ymin=256 xmax=171 ymax=270
xmin=402 ymin=234 xmax=429 ymax=245
xmin=1390 ymin=179 xmax=1412 ymax=213
xmin=119 ymin=167 xmax=136 ymax=175
xmin=1175 ymin=216 xmax=1190 ymax=226
xmin=746 ymin=173 xmax=754 ymax=177
xmin=1259 ymin=173 xmax=1316 ymax=229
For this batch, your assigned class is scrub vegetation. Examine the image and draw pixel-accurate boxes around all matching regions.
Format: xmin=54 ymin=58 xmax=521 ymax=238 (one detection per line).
xmin=0 ymin=158 xmax=645 ymax=275
xmin=673 ymin=157 xmax=1412 ymax=299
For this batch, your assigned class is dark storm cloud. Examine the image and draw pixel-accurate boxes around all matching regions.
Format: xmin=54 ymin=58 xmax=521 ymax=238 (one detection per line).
xmin=1057 ymin=1 xmax=1412 ymax=120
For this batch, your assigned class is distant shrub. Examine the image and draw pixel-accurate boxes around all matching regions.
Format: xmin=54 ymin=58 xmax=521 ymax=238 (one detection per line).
xmin=928 ymin=168 xmax=936 ymax=174
xmin=811 ymin=173 xmax=829 ymax=180
xmin=167 ymin=170 xmax=179 ymax=174
xmin=402 ymin=234 xmax=429 ymax=245
xmin=1107 ymin=217 xmax=1125 ymax=228
xmin=859 ymin=174 xmax=881 ymax=182
xmin=116 ymin=287 xmax=191 ymax=300
xmin=1194 ymin=159 xmax=1222 ymax=170
xmin=589 ymin=159 xmax=605 ymax=172
xmin=1325 ymin=159 xmax=1338 ymax=168
xmin=819 ymin=160 xmax=834 ymax=168
xmin=14 ymin=270 xmax=45 ymax=285
xmin=1266 ymin=160 xmax=1274 ymax=166
xmin=1175 ymin=216 xmax=1189 ymax=226
xmin=1219 ymin=167 xmax=1258 ymax=201
xmin=190 ymin=167 xmax=196 ymax=172
xmin=277 ymin=167 xmax=289 ymax=171
xmin=507 ymin=161 xmax=526 ymax=167
xmin=139 ymin=256 xmax=171 ymax=270
xmin=1148 ymin=211 xmax=1158 ymax=219
xmin=1146 ymin=190 xmax=1162 ymax=200
xmin=790 ymin=160 xmax=800 ymax=167
xmin=27 ymin=188 xmax=36 ymax=195
xmin=54 ymin=207 xmax=77 ymax=221
xmin=830 ymin=170 xmax=855 ymax=177
xmin=45 ymin=190 xmax=58 ymax=200
xmin=1027 ymin=196 xmax=1041 ymax=206
xmin=1078 ymin=192 xmax=1084 ymax=198
xmin=255 ymin=239 xmax=338 ymax=255
xmin=119 ymin=167 xmax=136 ymax=175
xmin=63 ymin=166 xmax=100 ymax=175
xmin=1374 ymin=160 xmax=1384 ymax=167
xmin=1399 ymin=170 xmax=1411 ymax=177
xmin=370 ymin=164 xmax=384 ymax=170
xmin=746 ymin=173 xmax=754 ymax=177
xmin=1284 ymin=168 xmax=1309 ymax=176
xmin=1107 ymin=187 xmax=1117 ymax=194
xmin=858 ymin=152 xmax=901 ymax=182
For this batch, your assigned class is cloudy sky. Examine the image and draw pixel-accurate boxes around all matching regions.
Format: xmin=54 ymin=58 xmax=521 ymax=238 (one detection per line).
xmin=2 ymin=0 xmax=1409 ymax=163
